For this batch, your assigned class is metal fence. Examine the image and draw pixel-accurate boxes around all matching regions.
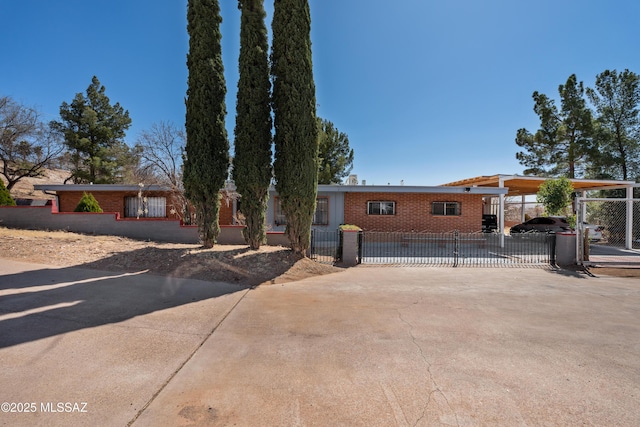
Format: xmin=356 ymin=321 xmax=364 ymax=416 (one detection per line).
xmin=359 ymin=231 xmax=556 ymax=267
xmin=577 ymin=198 xmax=640 ymax=266
xmin=310 ymin=229 xmax=342 ymax=264
xmin=577 ymin=199 xmax=640 ymax=248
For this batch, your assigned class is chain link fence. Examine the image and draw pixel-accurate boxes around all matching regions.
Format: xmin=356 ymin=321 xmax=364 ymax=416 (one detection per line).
xmin=577 ymin=199 xmax=640 ymax=248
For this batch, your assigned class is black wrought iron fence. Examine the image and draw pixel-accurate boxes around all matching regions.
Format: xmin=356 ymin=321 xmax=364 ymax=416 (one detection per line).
xmin=310 ymin=229 xmax=342 ymax=264
xmin=359 ymin=231 xmax=556 ymax=267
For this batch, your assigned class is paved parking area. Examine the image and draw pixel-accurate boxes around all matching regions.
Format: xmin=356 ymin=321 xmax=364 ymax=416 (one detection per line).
xmin=588 ymin=243 xmax=640 ymax=267
xmin=1 ymin=260 xmax=640 ymax=426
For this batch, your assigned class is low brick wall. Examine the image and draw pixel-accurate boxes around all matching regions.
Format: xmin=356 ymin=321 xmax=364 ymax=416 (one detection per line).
xmin=0 ymin=204 xmax=289 ymax=247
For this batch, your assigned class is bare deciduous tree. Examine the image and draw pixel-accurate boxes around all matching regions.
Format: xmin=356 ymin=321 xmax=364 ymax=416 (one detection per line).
xmin=0 ymin=96 xmax=63 ymax=191
xmin=135 ymin=121 xmax=185 ymax=188
xmin=135 ymin=121 xmax=192 ymax=222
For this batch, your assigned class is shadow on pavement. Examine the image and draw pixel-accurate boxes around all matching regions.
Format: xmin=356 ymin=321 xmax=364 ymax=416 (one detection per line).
xmin=547 ymin=266 xmax=590 ymax=279
xmin=0 ymin=263 xmax=246 ymax=349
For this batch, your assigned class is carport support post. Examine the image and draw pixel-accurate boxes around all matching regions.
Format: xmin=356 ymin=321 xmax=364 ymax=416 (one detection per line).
xmin=575 ymin=196 xmax=584 ymax=266
xmin=626 ymin=186 xmax=633 ymax=250
xmin=499 ymin=178 xmax=505 ymax=248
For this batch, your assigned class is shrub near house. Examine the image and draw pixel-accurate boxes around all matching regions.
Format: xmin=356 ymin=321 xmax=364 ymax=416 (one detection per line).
xmin=0 ymin=180 xmax=16 ymax=206
xmin=74 ymin=192 xmax=103 ymax=213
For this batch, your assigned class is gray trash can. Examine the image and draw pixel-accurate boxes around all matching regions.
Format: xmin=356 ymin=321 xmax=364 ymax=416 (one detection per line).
xmin=555 ymin=232 xmax=577 ymax=266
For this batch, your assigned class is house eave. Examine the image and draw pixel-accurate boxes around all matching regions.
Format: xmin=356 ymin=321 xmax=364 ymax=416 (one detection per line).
xmin=314 ymin=184 xmax=508 ymax=195
xmin=34 ymin=184 xmax=172 ymax=192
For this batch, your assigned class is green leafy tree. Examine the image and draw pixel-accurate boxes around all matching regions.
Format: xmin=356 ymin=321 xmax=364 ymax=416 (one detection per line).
xmin=271 ymin=0 xmax=318 ymax=255
xmin=537 ymin=177 xmax=574 ymax=218
xmin=232 ymin=0 xmax=272 ymax=250
xmin=50 ymin=76 xmax=133 ymax=184
xmin=74 ymin=192 xmax=103 ymax=212
xmin=516 ymin=74 xmax=594 ymax=179
xmin=183 ymin=0 xmax=230 ymax=248
xmin=317 ymin=118 xmax=354 ymax=184
xmin=0 ymin=179 xmax=16 ymax=206
xmin=1 ymin=96 xmax=64 ymax=191
xmin=586 ymin=69 xmax=640 ymax=181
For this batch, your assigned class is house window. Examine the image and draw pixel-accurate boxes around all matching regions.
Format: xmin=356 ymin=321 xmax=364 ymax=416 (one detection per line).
xmin=367 ymin=201 xmax=395 ymax=215
xmin=274 ymin=198 xmax=287 ymax=226
xmin=314 ymin=198 xmax=329 ymax=225
xmin=125 ymin=196 xmax=166 ymax=218
xmin=275 ymin=197 xmax=329 ymax=226
xmin=432 ymin=201 xmax=460 ymax=216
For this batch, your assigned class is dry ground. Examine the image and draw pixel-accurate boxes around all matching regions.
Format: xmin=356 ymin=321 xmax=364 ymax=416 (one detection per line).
xmin=1 ymin=167 xmax=344 ymax=286
xmin=0 ymin=227 xmax=343 ymax=287
xmin=1 ymin=227 xmax=638 ymax=283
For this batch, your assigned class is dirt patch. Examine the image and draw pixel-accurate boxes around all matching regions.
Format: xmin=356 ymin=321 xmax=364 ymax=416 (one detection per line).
xmin=0 ymin=227 xmax=343 ymax=287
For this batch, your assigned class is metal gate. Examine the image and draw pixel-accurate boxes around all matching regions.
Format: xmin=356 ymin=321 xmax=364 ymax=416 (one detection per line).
xmin=576 ymin=197 xmax=640 ymax=267
xmin=359 ymin=231 xmax=555 ymax=267
xmin=310 ymin=229 xmax=342 ymax=264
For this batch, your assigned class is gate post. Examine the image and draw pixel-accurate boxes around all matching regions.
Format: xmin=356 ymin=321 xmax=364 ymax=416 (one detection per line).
xmin=626 ymin=186 xmax=633 ymax=250
xmin=576 ymin=197 xmax=584 ymax=266
xmin=453 ymin=230 xmax=459 ymax=267
xmin=340 ymin=225 xmax=362 ymax=267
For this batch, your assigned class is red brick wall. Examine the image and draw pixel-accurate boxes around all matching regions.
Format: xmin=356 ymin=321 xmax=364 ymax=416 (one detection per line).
xmin=344 ymin=192 xmax=484 ymax=232
xmin=219 ymin=197 xmax=234 ymax=226
xmin=57 ymin=191 xmax=183 ymax=219
xmin=58 ymin=191 xmax=125 ymax=216
xmin=57 ymin=190 xmax=234 ymax=224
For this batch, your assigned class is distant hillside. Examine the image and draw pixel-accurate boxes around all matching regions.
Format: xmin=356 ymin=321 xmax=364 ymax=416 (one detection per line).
xmin=0 ymin=162 xmax=71 ymax=200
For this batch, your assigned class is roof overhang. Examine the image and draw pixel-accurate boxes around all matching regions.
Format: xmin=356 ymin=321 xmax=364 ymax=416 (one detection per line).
xmin=441 ymin=174 xmax=635 ymax=196
xmin=34 ymin=184 xmax=172 ymax=192
xmin=314 ymin=184 xmax=508 ymax=196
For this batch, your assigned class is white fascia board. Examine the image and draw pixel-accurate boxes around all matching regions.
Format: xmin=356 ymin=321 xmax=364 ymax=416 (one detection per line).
xmin=33 ymin=184 xmax=171 ymax=192
xmin=316 ymin=185 xmax=508 ymax=195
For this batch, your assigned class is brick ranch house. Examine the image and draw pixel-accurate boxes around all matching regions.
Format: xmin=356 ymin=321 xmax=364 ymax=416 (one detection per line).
xmin=268 ymin=184 xmax=507 ymax=233
xmin=33 ymin=184 xmax=234 ymax=225
xmin=1 ymin=175 xmax=625 ymax=245
xmin=30 ymin=183 xmax=507 ymax=235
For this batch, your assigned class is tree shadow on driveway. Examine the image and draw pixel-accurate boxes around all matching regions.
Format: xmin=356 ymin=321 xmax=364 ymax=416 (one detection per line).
xmin=0 ymin=246 xmax=306 ymax=349
xmin=0 ymin=264 xmax=246 ymax=348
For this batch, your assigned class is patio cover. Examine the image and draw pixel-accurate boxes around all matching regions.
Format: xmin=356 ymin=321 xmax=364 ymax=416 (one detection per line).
xmin=441 ymin=174 xmax=635 ymax=196
xmin=441 ymin=174 xmax=638 ymax=247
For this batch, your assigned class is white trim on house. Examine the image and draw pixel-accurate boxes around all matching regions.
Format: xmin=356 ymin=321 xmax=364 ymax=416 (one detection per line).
xmin=317 ymin=184 xmax=508 ymax=195
xmin=34 ymin=184 xmax=171 ymax=192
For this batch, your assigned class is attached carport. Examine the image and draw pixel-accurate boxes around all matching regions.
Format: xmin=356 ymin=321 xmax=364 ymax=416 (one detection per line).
xmin=441 ymin=174 xmax=637 ymax=250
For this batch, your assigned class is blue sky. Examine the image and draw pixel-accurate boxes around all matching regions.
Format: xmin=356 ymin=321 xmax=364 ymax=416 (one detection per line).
xmin=1 ymin=0 xmax=639 ymax=186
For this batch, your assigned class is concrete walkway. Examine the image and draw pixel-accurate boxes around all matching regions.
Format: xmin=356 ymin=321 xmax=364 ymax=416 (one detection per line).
xmin=1 ymin=260 xmax=640 ymax=426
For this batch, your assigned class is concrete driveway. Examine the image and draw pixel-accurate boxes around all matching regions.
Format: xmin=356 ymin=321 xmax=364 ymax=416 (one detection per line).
xmin=1 ymin=260 xmax=639 ymax=426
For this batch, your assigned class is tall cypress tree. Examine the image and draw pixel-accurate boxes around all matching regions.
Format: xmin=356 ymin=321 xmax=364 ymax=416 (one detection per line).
xmin=183 ymin=0 xmax=230 ymax=248
xmin=232 ymin=0 xmax=272 ymax=250
xmin=271 ymin=0 xmax=318 ymax=255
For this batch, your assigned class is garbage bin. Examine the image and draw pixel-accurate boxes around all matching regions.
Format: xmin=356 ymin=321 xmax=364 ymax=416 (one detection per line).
xmin=555 ymin=232 xmax=577 ymax=266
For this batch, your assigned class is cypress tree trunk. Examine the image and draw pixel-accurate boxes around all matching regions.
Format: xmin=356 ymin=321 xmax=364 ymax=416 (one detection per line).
xmin=271 ymin=0 xmax=318 ymax=255
xmin=233 ymin=0 xmax=272 ymax=250
xmin=183 ymin=0 xmax=230 ymax=248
